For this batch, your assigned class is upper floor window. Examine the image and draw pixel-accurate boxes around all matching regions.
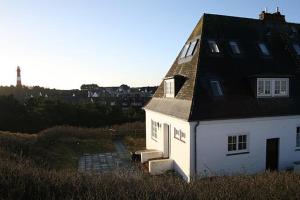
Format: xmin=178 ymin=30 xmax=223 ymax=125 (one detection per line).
xmin=180 ymin=44 xmax=190 ymax=59
xmin=208 ymin=40 xmax=220 ymax=53
xmin=257 ymin=78 xmax=289 ymax=97
xmin=210 ymin=80 xmax=223 ymax=96
xmin=258 ymin=43 xmax=271 ymax=56
xmin=228 ymin=134 xmax=248 ymax=153
xmin=293 ymin=44 xmax=300 ymax=56
xmin=164 ymin=79 xmax=175 ymax=98
xmin=186 ymin=40 xmax=198 ymax=57
xmin=229 ymin=41 xmax=241 ymax=54
xmin=180 ymin=39 xmax=199 ymax=59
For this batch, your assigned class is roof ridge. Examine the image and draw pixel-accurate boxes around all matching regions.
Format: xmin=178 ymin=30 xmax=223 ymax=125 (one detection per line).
xmin=188 ymin=15 xmax=205 ymax=121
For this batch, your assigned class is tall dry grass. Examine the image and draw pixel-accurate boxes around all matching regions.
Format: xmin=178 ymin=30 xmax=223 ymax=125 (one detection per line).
xmin=1 ymin=157 xmax=300 ymax=200
xmin=1 ymin=123 xmax=300 ymax=199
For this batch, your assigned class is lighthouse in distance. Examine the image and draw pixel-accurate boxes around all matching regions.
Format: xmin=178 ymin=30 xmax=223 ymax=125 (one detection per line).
xmin=16 ymin=66 xmax=22 ymax=87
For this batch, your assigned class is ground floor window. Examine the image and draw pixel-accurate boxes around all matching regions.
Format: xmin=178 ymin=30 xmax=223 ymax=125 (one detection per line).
xmin=174 ymin=128 xmax=186 ymax=142
xmin=228 ymin=134 xmax=248 ymax=153
xmin=151 ymin=120 xmax=160 ymax=140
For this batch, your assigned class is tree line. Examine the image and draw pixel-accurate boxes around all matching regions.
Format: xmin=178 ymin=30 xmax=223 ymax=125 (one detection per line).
xmin=0 ymin=95 xmax=144 ymax=133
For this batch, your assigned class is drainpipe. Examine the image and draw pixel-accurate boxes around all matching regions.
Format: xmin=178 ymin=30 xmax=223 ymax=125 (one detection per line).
xmin=194 ymin=121 xmax=200 ymax=177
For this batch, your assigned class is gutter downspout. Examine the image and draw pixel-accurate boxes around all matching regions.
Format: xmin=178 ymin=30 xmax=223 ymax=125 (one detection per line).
xmin=194 ymin=121 xmax=200 ymax=178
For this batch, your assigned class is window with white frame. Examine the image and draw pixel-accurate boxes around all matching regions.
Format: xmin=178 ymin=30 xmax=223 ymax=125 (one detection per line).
xmin=174 ymin=128 xmax=180 ymax=139
xmin=174 ymin=128 xmax=186 ymax=142
xmin=258 ymin=43 xmax=271 ymax=56
xmin=164 ymin=79 xmax=175 ymax=98
xmin=208 ymin=40 xmax=220 ymax=53
xmin=296 ymin=127 xmax=300 ymax=148
xmin=229 ymin=41 xmax=241 ymax=54
xmin=293 ymin=44 xmax=300 ymax=56
xmin=151 ymin=120 xmax=160 ymax=140
xmin=228 ymin=134 xmax=248 ymax=152
xmin=257 ymin=78 xmax=289 ymax=97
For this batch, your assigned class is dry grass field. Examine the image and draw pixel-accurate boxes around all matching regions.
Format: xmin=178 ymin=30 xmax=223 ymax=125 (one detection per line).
xmin=1 ymin=122 xmax=300 ymax=200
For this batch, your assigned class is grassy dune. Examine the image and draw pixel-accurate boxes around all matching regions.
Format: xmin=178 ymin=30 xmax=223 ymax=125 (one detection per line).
xmin=0 ymin=123 xmax=300 ymax=199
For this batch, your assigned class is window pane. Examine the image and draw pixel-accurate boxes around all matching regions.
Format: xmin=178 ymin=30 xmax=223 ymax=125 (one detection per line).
xmin=151 ymin=120 xmax=158 ymax=139
xmin=229 ymin=41 xmax=241 ymax=54
xmin=180 ymin=131 xmax=186 ymax=142
xmin=257 ymin=80 xmax=264 ymax=95
xmin=180 ymin=43 xmax=190 ymax=58
xmin=258 ymin=43 xmax=270 ymax=56
xmin=228 ymin=136 xmax=237 ymax=151
xmin=186 ymin=40 xmax=198 ymax=57
xmin=265 ymin=80 xmax=271 ymax=94
xmin=165 ymin=79 xmax=174 ymax=97
xmin=208 ymin=40 xmax=220 ymax=53
xmin=238 ymin=135 xmax=247 ymax=150
xmin=174 ymin=128 xmax=180 ymax=139
xmin=274 ymin=80 xmax=280 ymax=94
xmin=293 ymin=44 xmax=300 ymax=56
xmin=210 ymin=81 xmax=223 ymax=96
xmin=280 ymin=80 xmax=287 ymax=94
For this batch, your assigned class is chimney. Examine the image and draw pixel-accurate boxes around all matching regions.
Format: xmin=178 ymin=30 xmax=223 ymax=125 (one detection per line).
xmin=259 ymin=8 xmax=286 ymax=22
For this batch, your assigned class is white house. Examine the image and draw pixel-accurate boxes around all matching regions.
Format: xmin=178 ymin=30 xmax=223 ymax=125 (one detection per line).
xmin=142 ymin=10 xmax=300 ymax=182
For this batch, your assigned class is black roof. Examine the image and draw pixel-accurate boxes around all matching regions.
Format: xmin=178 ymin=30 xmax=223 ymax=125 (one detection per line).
xmin=145 ymin=11 xmax=300 ymax=121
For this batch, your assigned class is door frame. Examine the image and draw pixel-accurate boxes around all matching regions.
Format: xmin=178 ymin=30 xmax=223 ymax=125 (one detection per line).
xmin=266 ymin=138 xmax=279 ymax=171
xmin=163 ymin=123 xmax=171 ymax=158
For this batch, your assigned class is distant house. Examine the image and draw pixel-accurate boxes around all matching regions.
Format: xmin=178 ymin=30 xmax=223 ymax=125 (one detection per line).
xmin=142 ymin=10 xmax=300 ymax=181
xmin=80 ymin=84 xmax=100 ymax=91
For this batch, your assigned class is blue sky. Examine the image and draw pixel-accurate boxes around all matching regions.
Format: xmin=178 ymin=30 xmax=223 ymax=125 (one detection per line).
xmin=0 ymin=0 xmax=299 ymax=89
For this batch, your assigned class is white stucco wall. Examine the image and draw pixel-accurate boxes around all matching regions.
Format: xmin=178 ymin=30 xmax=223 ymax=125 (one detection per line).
xmin=145 ymin=109 xmax=192 ymax=181
xmin=194 ymin=116 xmax=300 ymax=177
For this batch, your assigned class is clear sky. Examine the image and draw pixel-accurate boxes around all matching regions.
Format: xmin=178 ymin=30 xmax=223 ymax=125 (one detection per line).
xmin=0 ymin=0 xmax=299 ymax=89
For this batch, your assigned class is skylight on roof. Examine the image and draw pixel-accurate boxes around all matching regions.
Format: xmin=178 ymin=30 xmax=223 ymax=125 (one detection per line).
xmin=208 ymin=40 xmax=220 ymax=53
xmin=293 ymin=44 xmax=300 ymax=56
xmin=258 ymin=43 xmax=270 ymax=56
xmin=186 ymin=40 xmax=198 ymax=57
xmin=229 ymin=41 xmax=241 ymax=54
xmin=210 ymin=80 xmax=223 ymax=96
xmin=292 ymin=26 xmax=298 ymax=34
xmin=180 ymin=43 xmax=190 ymax=59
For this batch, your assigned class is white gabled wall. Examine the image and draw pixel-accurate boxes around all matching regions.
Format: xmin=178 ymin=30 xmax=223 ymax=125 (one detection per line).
xmin=145 ymin=109 xmax=192 ymax=181
xmin=194 ymin=116 xmax=300 ymax=176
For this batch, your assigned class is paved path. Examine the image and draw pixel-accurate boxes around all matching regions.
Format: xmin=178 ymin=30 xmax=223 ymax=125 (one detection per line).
xmin=78 ymin=139 xmax=133 ymax=173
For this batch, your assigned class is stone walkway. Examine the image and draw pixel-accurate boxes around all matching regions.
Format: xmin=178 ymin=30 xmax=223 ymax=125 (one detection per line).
xmin=78 ymin=139 xmax=133 ymax=173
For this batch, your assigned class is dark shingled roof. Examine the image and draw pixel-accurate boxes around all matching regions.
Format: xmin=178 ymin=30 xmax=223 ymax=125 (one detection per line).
xmin=145 ymin=11 xmax=300 ymax=121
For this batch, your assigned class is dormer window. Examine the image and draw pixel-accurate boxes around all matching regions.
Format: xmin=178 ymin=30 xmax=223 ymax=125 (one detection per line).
xmin=292 ymin=26 xmax=298 ymax=34
xmin=210 ymin=80 xmax=223 ymax=96
xmin=257 ymin=78 xmax=289 ymax=97
xmin=180 ymin=39 xmax=199 ymax=59
xmin=164 ymin=78 xmax=175 ymax=98
xmin=208 ymin=40 xmax=220 ymax=53
xmin=258 ymin=43 xmax=270 ymax=56
xmin=186 ymin=40 xmax=198 ymax=57
xmin=293 ymin=44 xmax=300 ymax=56
xmin=229 ymin=41 xmax=241 ymax=54
xmin=180 ymin=44 xmax=190 ymax=59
